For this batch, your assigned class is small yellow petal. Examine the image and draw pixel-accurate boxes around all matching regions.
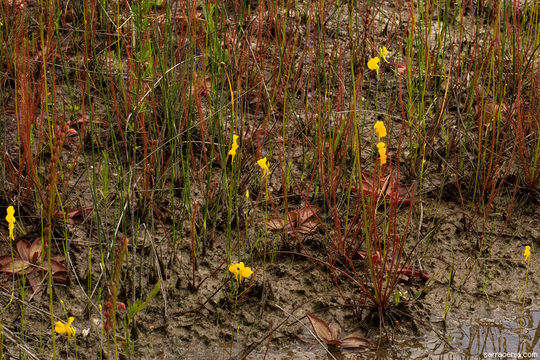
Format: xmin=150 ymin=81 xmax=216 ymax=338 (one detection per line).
xmin=240 ymin=266 xmax=253 ymax=279
xmin=229 ymin=261 xmax=253 ymax=282
xmin=380 ymin=46 xmax=389 ymax=63
xmin=6 ymin=206 xmax=16 ymax=241
xmin=55 ymin=321 xmax=64 ymax=333
xmin=367 ymin=57 xmax=380 ymax=70
xmin=6 ymin=206 xmax=15 ymax=224
xmin=377 ymin=142 xmax=387 ymax=165
xmin=524 ymin=246 xmax=531 ymax=262
xmin=228 ymin=135 xmax=239 ymax=163
xmin=257 ymin=157 xmax=270 ymax=178
xmin=245 ymin=189 xmax=249 ymax=200
xmin=229 ymin=262 xmax=242 ymax=281
xmin=367 ymin=57 xmax=380 ymax=78
xmin=6 ymin=206 xmax=14 ymax=217
xmin=374 ymin=121 xmax=387 ymax=140
xmin=55 ymin=318 xmax=76 ymax=338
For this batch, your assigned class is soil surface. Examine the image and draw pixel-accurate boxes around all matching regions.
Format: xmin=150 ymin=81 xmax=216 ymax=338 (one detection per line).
xmin=0 ymin=190 xmax=537 ymax=359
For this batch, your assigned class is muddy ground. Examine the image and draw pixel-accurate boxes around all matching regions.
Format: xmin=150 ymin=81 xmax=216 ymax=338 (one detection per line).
xmin=0 ymin=1 xmax=539 ymax=359
xmin=0 ymin=172 xmax=537 ymax=359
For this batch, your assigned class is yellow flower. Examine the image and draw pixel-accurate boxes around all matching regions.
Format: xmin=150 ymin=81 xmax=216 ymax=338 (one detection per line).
xmin=228 ymin=134 xmax=239 ymax=163
xmin=245 ymin=189 xmax=249 ymax=200
xmin=380 ymin=46 xmax=389 ymax=63
xmin=55 ymin=317 xmax=76 ymax=337
xmin=524 ymin=246 xmax=531 ymax=262
xmin=373 ymin=121 xmax=387 ymax=141
xmin=257 ymin=157 xmax=270 ymax=178
xmin=5 ymin=206 xmax=15 ymax=241
xmin=377 ymin=142 xmax=387 ymax=165
xmin=229 ymin=262 xmax=253 ymax=283
xmin=367 ymin=57 xmax=380 ymax=78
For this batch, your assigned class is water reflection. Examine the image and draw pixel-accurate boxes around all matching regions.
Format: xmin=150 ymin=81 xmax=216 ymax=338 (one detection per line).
xmin=450 ymin=310 xmax=539 ymax=359
xmin=330 ymin=309 xmax=538 ymax=359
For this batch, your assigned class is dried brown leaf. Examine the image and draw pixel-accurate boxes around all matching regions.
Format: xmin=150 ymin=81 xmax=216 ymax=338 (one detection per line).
xmin=49 ymin=259 xmax=68 ymax=275
xmin=0 ymin=256 xmax=12 ymax=267
xmin=296 ymin=218 xmax=319 ymax=235
xmin=0 ymin=259 xmax=31 ymax=274
xmin=266 ymin=217 xmax=285 ymax=230
xmin=295 ymin=205 xmax=319 ymax=224
xmin=267 ymin=206 xmax=320 ymax=234
xmin=26 ymin=272 xmax=43 ymax=294
xmin=28 ymin=238 xmax=42 ymax=264
xmin=16 ymin=240 xmax=31 ymax=262
xmin=340 ymin=334 xmax=375 ymax=349
xmin=306 ymin=313 xmax=341 ymax=344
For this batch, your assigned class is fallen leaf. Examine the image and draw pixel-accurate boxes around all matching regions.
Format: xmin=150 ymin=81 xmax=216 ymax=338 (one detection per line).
xmin=55 ymin=207 xmax=93 ymax=221
xmin=306 ymin=313 xmax=342 ymax=345
xmin=267 ymin=205 xmax=320 ymax=235
xmin=16 ymin=239 xmax=32 ymax=262
xmin=266 ymin=217 xmax=285 ymax=230
xmin=0 ymin=238 xmax=67 ymax=294
xmin=0 ymin=259 xmax=31 ymax=274
xmin=340 ymin=333 xmax=375 ymax=349
xmin=306 ymin=314 xmax=374 ymax=349
xmin=26 ymin=272 xmax=43 ymax=293
xmin=28 ymin=238 xmax=42 ymax=263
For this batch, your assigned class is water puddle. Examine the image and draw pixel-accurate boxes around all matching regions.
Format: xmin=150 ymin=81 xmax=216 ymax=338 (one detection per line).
xmin=373 ymin=309 xmax=540 ymax=359
xmin=298 ymin=309 xmax=539 ymax=359
xmin=447 ymin=309 xmax=539 ymax=359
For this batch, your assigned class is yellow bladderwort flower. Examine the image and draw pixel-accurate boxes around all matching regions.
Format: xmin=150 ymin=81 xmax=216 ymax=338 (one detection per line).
xmin=55 ymin=317 xmax=76 ymax=337
xmin=373 ymin=121 xmax=387 ymax=141
xmin=377 ymin=142 xmax=387 ymax=165
xmin=228 ymin=134 xmax=239 ymax=163
xmin=245 ymin=189 xmax=249 ymax=200
xmin=380 ymin=46 xmax=389 ymax=63
xmin=524 ymin=246 xmax=531 ymax=262
xmin=5 ymin=206 xmax=15 ymax=241
xmin=367 ymin=57 xmax=380 ymax=78
xmin=229 ymin=262 xmax=253 ymax=283
xmin=257 ymin=157 xmax=270 ymax=178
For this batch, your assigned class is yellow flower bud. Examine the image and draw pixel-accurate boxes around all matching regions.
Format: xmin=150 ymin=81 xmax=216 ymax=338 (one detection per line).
xmin=374 ymin=121 xmax=387 ymax=141
xmin=367 ymin=57 xmax=380 ymax=78
xmin=524 ymin=246 xmax=531 ymax=262
xmin=257 ymin=157 xmax=270 ymax=178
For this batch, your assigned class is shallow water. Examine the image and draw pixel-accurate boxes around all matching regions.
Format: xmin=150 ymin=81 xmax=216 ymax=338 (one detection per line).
xmin=363 ymin=309 xmax=540 ymax=359
xmin=270 ymin=309 xmax=540 ymax=359
xmin=447 ymin=309 xmax=539 ymax=359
